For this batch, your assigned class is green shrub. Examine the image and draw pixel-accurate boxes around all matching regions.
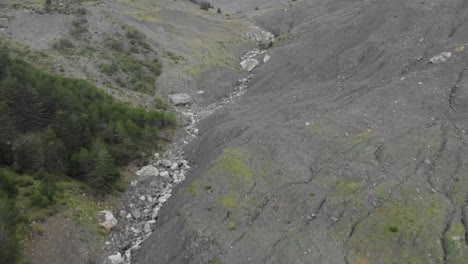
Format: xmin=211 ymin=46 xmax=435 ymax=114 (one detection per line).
xmin=53 ymin=38 xmax=75 ymax=52
xmin=154 ymin=97 xmax=169 ymax=110
xmin=0 ymin=169 xmax=18 ymax=198
xmin=30 ymin=187 xmax=50 ymax=207
xmin=99 ymin=63 xmax=119 ymax=75
xmin=103 ymin=35 xmax=122 ymax=51
xmin=389 ymin=226 xmax=399 ymax=233
xmin=227 ymin=221 xmax=237 ymax=230
xmin=0 ymin=197 xmax=20 ymax=263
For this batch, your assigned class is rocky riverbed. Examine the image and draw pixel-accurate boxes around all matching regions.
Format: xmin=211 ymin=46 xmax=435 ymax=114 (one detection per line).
xmin=101 ymin=25 xmax=275 ymax=264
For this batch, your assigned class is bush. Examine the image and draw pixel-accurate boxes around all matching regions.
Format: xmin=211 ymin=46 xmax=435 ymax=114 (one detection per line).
xmin=30 ymin=187 xmax=50 ymax=207
xmin=0 ymin=198 xmax=20 ymax=263
xmin=99 ymin=63 xmax=119 ymax=75
xmin=199 ymin=1 xmax=213 ymax=11
xmin=154 ymin=97 xmax=169 ymax=110
xmin=53 ymin=38 xmax=75 ymax=52
xmin=103 ymin=35 xmax=122 ymax=51
xmin=0 ymin=169 xmax=18 ymax=198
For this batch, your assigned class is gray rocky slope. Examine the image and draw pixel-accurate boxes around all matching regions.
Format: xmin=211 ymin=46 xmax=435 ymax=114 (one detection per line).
xmin=136 ymin=0 xmax=468 ymax=263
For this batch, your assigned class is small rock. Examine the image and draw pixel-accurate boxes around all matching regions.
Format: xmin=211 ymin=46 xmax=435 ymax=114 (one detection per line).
xmin=263 ymin=54 xmax=271 ymax=63
xmin=430 ymin=52 xmax=452 ymax=64
xmin=196 ymin=90 xmax=205 ymax=94
xmin=168 ymin=93 xmax=193 ymax=106
xmin=119 ymin=210 xmax=127 ymax=218
xmin=131 ymin=209 xmax=142 ymax=219
xmin=170 ymin=162 xmax=179 ymax=170
xmin=108 ymin=253 xmax=124 ymax=264
xmin=140 ymin=195 xmax=146 ymax=201
xmin=160 ymin=171 xmax=170 ymax=178
xmin=126 ymin=213 xmax=132 ymax=220
xmin=130 ymin=180 xmax=138 ymax=187
xmin=162 ymin=159 xmax=172 ymax=167
xmin=144 ymin=223 xmax=151 ymax=233
xmin=97 ymin=211 xmax=118 ymax=231
xmin=136 ymin=165 xmax=159 ymax=177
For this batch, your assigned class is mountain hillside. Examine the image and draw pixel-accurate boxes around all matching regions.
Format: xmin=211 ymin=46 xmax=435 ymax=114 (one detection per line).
xmin=136 ymin=0 xmax=468 ymax=263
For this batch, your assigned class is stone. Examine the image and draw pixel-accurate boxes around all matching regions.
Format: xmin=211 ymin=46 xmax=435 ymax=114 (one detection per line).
xmin=170 ymin=162 xmax=179 ymax=170
xmin=144 ymin=222 xmax=152 ymax=233
xmin=119 ymin=210 xmax=127 ymax=218
xmin=136 ymin=165 xmax=159 ymax=177
xmin=240 ymin=58 xmax=259 ymax=72
xmin=131 ymin=209 xmax=142 ymax=219
xmin=430 ymin=52 xmax=452 ymax=64
xmin=160 ymin=171 xmax=170 ymax=178
xmin=97 ymin=211 xmax=118 ymax=231
xmin=140 ymin=195 xmax=146 ymax=201
xmin=108 ymin=253 xmax=124 ymax=264
xmin=162 ymin=159 xmax=172 ymax=167
xmin=131 ymin=180 xmax=138 ymax=187
xmin=263 ymin=54 xmax=271 ymax=63
xmin=126 ymin=213 xmax=132 ymax=220
xmin=131 ymin=227 xmax=141 ymax=234
xmin=168 ymin=93 xmax=193 ymax=106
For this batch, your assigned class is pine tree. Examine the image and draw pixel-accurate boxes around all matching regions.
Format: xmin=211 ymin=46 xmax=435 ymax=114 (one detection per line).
xmin=41 ymin=128 xmax=67 ymax=175
xmin=0 ymin=80 xmax=49 ymax=132
xmin=69 ymin=147 xmax=94 ymax=180
xmin=88 ymin=141 xmax=119 ymax=193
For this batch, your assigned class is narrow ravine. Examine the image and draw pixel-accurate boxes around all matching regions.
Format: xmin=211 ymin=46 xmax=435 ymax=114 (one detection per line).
xmin=103 ymin=24 xmax=275 ymax=264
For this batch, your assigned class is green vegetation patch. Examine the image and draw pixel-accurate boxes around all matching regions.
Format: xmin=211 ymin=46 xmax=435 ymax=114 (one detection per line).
xmin=348 ymin=184 xmax=449 ymax=263
xmin=210 ymin=149 xmax=254 ymax=184
xmin=335 ymin=180 xmax=363 ymax=195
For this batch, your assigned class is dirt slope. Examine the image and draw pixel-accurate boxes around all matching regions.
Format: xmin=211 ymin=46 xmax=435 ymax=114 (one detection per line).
xmin=136 ymin=0 xmax=468 ymax=263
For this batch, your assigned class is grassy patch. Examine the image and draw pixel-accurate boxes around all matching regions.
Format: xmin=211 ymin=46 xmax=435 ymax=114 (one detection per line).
xmin=348 ymin=184 xmax=448 ymax=263
xmin=187 ymin=184 xmax=198 ymax=197
xmin=222 ymin=195 xmax=237 ymax=210
xmin=335 ymin=181 xmax=363 ymax=195
xmin=211 ymin=149 xmax=254 ymax=184
xmin=227 ymin=221 xmax=237 ymax=230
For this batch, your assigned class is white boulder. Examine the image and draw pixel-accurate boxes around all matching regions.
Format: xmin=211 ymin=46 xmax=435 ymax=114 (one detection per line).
xmin=97 ymin=211 xmax=118 ymax=231
xmin=108 ymin=253 xmax=124 ymax=264
xmin=430 ymin=52 xmax=452 ymax=64
xmin=240 ymin=58 xmax=259 ymax=72
xmin=136 ymin=165 xmax=159 ymax=177
xmin=160 ymin=171 xmax=170 ymax=178
xmin=168 ymin=93 xmax=193 ymax=106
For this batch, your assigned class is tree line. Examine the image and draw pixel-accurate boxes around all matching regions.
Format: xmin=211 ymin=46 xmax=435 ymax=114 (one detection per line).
xmin=0 ymin=50 xmax=175 ymax=261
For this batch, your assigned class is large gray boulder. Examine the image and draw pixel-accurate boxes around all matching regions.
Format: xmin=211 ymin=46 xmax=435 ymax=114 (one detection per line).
xmin=136 ymin=165 xmax=159 ymax=177
xmin=108 ymin=253 xmax=124 ymax=264
xmin=429 ymin=52 xmax=452 ymax=64
xmin=168 ymin=93 xmax=193 ymax=106
xmin=97 ymin=211 xmax=118 ymax=231
xmin=240 ymin=58 xmax=259 ymax=72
